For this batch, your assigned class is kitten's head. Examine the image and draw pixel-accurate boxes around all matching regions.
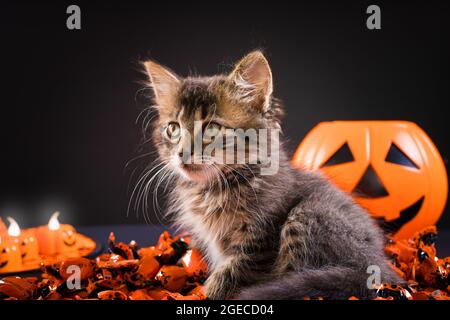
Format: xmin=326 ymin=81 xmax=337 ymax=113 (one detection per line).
xmin=143 ymin=51 xmax=283 ymax=183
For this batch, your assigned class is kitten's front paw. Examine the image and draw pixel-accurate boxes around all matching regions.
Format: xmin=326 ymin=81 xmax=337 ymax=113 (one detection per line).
xmin=205 ymin=272 xmax=233 ymax=300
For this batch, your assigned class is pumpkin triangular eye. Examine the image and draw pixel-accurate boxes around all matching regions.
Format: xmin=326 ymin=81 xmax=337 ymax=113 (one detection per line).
xmin=352 ymin=164 xmax=389 ymax=198
xmin=385 ymin=143 xmax=419 ymax=169
xmin=321 ymin=142 xmax=355 ymax=167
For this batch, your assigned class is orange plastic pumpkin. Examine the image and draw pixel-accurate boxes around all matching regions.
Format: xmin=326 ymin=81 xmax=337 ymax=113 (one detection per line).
xmin=56 ymin=224 xmax=79 ymax=253
xmin=292 ymin=121 xmax=448 ymax=239
xmin=17 ymin=230 xmax=40 ymax=264
xmin=0 ymin=218 xmax=7 ymax=235
xmin=0 ymin=236 xmax=22 ymax=273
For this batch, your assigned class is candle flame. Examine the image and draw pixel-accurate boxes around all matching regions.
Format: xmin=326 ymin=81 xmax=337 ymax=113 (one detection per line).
xmin=7 ymin=217 xmax=21 ymax=237
xmin=48 ymin=211 xmax=61 ymax=231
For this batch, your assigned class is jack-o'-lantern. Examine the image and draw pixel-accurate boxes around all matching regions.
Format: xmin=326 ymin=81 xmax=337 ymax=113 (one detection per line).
xmin=5 ymin=217 xmax=39 ymax=263
xmin=56 ymin=225 xmax=78 ymax=253
xmin=0 ymin=236 xmax=22 ymax=273
xmin=36 ymin=212 xmax=79 ymax=256
xmin=19 ymin=231 xmax=40 ymax=263
xmin=292 ymin=121 xmax=448 ymax=239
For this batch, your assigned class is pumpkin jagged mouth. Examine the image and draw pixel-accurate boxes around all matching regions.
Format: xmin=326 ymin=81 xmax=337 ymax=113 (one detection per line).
xmin=0 ymin=261 xmax=8 ymax=269
xmin=377 ymin=196 xmax=425 ymax=234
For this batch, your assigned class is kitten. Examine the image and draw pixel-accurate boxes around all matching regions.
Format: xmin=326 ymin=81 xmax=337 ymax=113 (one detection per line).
xmin=141 ymin=51 xmax=401 ymax=299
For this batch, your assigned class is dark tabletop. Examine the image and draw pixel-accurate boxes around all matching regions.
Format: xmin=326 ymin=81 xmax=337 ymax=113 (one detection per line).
xmin=78 ymin=224 xmax=169 ymax=250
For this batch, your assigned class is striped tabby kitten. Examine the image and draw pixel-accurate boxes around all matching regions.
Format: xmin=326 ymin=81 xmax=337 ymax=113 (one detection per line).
xmin=142 ymin=51 xmax=401 ymax=299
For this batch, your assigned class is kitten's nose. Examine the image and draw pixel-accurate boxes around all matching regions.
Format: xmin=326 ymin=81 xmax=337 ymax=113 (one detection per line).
xmin=177 ymin=148 xmax=194 ymax=163
xmin=177 ymin=135 xmax=195 ymax=163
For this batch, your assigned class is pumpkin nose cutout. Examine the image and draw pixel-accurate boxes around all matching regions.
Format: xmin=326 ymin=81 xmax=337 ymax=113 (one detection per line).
xmin=352 ymin=164 xmax=389 ymax=198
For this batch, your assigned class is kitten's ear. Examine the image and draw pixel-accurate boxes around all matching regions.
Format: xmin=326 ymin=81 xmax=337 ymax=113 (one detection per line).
xmin=229 ymin=51 xmax=273 ymax=112
xmin=143 ymin=60 xmax=180 ymax=106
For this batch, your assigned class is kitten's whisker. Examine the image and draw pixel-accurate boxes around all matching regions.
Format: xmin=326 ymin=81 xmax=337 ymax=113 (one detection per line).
xmin=154 ymin=164 xmax=175 ymax=219
xmin=127 ymin=163 xmax=160 ymax=217
xmin=129 ymin=161 xmax=166 ymax=222
xmin=153 ymin=166 xmax=172 ymax=216
xmin=135 ymin=105 xmax=151 ymax=125
xmin=142 ymin=113 xmax=158 ymax=134
xmin=142 ymin=162 xmax=169 ymax=224
xmin=143 ymin=162 xmax=171 ymax=223
xmin=125 ymin=151 xmax=156 ymax=170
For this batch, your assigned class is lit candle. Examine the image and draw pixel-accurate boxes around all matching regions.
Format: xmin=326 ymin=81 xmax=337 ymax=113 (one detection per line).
xmin=35 ymin=212 xmax=79 ymax=256
xmin=35 ymin=212 xmax=59 ymax=255
xmin=6 ymin=217 xmax=40 ymax=263
xmin=0 ymin=235 xmax=22 ymax=273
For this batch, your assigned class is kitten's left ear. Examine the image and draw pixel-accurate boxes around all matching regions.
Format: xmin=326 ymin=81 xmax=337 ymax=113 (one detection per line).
xmin=143 ymin=60 xmax=180 ymax=107
xmin=229 ymin=51 xmax=273 ymax=112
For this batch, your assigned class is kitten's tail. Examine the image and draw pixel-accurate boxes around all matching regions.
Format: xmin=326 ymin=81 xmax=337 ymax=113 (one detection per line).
xmin=237 ymin=266 xmax=396 ymax=300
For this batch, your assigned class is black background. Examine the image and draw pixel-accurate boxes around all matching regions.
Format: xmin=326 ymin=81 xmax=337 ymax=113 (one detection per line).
xmin=1 ymin=1 xmax=449 ymax=228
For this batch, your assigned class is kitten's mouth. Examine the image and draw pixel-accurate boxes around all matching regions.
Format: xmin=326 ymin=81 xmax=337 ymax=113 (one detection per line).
xmin=179 ymin=164 xmax=216 ymax=182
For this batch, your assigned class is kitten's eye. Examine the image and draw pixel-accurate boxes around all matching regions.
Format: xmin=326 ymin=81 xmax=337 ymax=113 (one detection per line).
xmin=166 ymin=122 xmax=181 ymax=142
xmin=203 ymin=122 xmax=222 ymax=142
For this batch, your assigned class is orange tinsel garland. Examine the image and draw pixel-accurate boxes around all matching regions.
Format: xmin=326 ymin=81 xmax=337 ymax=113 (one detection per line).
xmin=0 ymin=227 xmax=449 ymax=300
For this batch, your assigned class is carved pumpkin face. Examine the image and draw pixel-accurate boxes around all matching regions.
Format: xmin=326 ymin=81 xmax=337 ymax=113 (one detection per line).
xmin=0 ymin=237 xmax=22 ymax=273
xmin=18 ymin=230 xmax=39 ymax=263
xmin=292 ymin=121 xmax=448 ymax=239
xmin=55 ymin=224 xmax=78 ymax=253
